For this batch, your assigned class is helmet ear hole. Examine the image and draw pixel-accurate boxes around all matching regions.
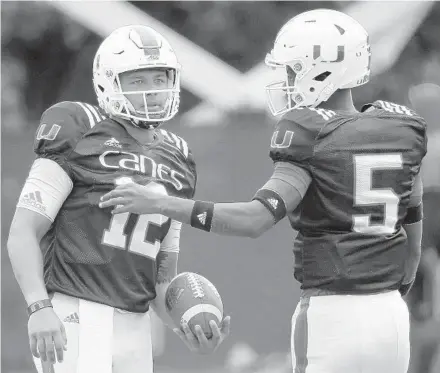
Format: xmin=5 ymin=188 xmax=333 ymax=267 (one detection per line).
xmin=286 ymin=65 xmax=297 ymax=86
xmin=314 ymin=71 xmax=331 ymax=82
xmin=98 ymin=85 xmax=105 ymax=93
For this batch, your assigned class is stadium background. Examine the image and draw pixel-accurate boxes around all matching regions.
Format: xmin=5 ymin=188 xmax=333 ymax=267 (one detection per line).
xmin=2 ymin=1 xmax=440 ymax=373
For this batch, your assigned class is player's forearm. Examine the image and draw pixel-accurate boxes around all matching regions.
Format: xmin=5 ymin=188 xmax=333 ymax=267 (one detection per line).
xmin=157 ymin=196 xmax=270 ymax=237
xmin=402 ymin=221 xmax=422 ymax=283
xmin=7 ymin=233 xmax=48 ymax=306
xmin=152 ymin=250 xmax=178 ymax=328
xmin=157 ymin=196 xmax=194 ymax=226
xmin=210 ymin=201 xmax=272 ymax=237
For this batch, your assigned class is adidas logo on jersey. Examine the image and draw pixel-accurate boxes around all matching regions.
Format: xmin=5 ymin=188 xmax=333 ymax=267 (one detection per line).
xmin=267 ymin=198 xmax=278 ymax=210
xmin=104 ymin=137 xmax=122 ymax=148
xmin=64 ymin=312 xmax=79 ymax=324
xmin=20 ymin=191 xmax=46 ymax=213
xmin=197 ymin=212 xmax=207 ymax=225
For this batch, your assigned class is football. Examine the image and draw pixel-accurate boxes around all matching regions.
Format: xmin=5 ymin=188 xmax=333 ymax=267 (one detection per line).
xmin=165 ymin=272 xmax=223 ymax=338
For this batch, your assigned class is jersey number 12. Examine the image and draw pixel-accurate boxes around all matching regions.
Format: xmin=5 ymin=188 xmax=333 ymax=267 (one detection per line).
xmin=101 ymin=177 xmax=170 ymax=258
xmin=102 ymin=213 xmax=170 ymax=259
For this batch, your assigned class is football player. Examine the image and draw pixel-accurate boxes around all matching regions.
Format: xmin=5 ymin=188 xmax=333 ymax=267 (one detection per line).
xmin=7 ymin=25 xmax=230 ymax=373
xmin=100 ymin=9 xmax=427 ymax=373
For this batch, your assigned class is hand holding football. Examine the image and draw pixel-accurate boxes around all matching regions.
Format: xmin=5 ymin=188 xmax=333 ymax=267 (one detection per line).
xmin=165 ymin=272 xmax=223 ymax=339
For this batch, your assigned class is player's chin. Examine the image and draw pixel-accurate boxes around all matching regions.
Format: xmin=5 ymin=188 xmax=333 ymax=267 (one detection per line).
xmin=136 ymin=107 xmax=166 ymax=120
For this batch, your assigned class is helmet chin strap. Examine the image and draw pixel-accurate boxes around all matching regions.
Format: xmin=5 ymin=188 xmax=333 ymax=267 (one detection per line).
xmin=110 ymin=110 xmax=161 ymax=130
xmin=120 ymin=96 xmax=161 ymax=129
xmin=121 ymin=92 xmax=171 ymax=128
xmin=133 ymin=118 xmax=161 ymax=129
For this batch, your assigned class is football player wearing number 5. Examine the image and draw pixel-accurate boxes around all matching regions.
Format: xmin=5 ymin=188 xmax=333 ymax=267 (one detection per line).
xmin=100 ymin=10 xmax=427 ymax=373
xmin=7 ymin=25 xmax=229 ymax=373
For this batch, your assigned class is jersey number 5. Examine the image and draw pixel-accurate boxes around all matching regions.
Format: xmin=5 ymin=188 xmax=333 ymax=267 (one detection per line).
xmin=352 ymin=154 xmax=403 ymax=235
xmin=102 ymin=213 xmax=170 ymax=259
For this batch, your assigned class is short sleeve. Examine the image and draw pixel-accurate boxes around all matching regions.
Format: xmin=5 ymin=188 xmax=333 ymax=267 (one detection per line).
xmin=269 ymin=118 xmax=316 ymax=166
xmin=34 ymin=101 xmax=92 ymax=176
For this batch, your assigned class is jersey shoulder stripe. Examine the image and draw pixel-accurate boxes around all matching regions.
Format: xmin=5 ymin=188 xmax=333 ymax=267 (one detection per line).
xmin=160 ymin=129 xmax=189 ymax=158
xmin=34 ymin=101 xmax=106 ymax=170
xmin=361 ymin=100 xmax=418 ymax=117
xmin=75 ymin=101 xmax=107 ymax=128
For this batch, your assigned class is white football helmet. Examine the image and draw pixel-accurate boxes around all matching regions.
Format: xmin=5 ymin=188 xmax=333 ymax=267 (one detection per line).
xmin=265 ymin=9 xmax=371 ymax=116
xmin=93 ymin=25 xmax=181 ymax=125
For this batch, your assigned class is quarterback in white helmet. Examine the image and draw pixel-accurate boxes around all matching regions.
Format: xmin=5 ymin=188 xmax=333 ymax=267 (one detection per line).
xmin=100 ymin=10 xmax=427 ymax=373
xmin=93 ymin=25 xmax=181 ymax=125
xmin=8 ymin=25 xmax=230 ymax=373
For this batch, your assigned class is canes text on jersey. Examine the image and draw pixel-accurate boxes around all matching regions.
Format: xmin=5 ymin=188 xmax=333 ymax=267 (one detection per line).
xmin=99 ymin=150 xmax=185 ymax=190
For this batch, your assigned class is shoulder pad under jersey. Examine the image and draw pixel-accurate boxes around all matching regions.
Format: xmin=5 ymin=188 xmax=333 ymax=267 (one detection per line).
xmin=361 ymin=99 xmax=427 ymax=140
xmin=34 ymin=101 xmax=107 ymax=173
xmin=284 ymin=107 xmax=340 ymax=128
xmin=159 ymin=129 xmax=191 ymax=159
xmin=361 ymin=100 xmax=420 ymax=118
xmin=269 ymin=107 xmax=339 ymax=165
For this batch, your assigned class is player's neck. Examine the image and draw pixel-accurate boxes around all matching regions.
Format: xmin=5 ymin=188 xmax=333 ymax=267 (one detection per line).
xmin=318 ymin=89 xmax=358 ymax=114
xmin=113 ymin=117 xmax=156 ymax=145
xmin=126 ymin=123 xmax=156 ymax=145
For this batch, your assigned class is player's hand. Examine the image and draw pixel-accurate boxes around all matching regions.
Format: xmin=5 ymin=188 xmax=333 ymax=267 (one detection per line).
xmin=99 ymin=182 xmax=162 ymax=214
xmin=173 ymin=316 xmax=231 ymax=355
xmin=28 ymin=307 xmax=67 ymax=364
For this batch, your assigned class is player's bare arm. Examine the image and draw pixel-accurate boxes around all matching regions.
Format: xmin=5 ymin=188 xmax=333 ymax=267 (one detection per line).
xmin=400 ymin=172 xmax=424 ymax=295
xmin=8 ymin=209 xmax=52 ymax=309
xmin=100 ymin=161 xmax=311 ymax=238
xmin=150 ymin=250 xmax=179 ymax=327
xmin=8 ymin=209 xmax=68 ymax=364
xmin=156 ymin=251 xmax=178 ymax=284
xmin=8 ymin=157 xmax=72 ymax=364
xmin=148 ymin=219 xmax=182 ymax=327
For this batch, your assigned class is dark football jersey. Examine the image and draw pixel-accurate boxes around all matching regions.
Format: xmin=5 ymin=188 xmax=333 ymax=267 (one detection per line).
xmin=270 ymin=101 xmax=427 ymax=293
xmin=34 ymin=101 xmax=197 ymax=312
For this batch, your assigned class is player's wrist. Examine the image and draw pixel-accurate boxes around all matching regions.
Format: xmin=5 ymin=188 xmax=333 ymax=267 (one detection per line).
xmin=156 ymin=195 xmax=195 ymax=223
xmin=27 ymin=299 xmax=53 ymax=317
xmin=190 ymin=201 xmax=214 ymax=232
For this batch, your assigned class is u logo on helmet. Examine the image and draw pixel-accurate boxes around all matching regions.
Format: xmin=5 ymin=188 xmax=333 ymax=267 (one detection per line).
xmin=313 ymin=45 xmax=345 ymax=63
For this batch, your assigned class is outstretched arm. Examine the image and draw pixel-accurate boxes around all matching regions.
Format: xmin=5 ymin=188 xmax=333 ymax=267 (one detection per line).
xmin=158 ymin=198 xmax=275 ymax=238
xmin=100 ymin=161 xmax=311 ymax=238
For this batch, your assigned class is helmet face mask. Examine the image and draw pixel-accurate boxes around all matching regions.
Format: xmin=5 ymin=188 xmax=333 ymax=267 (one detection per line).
xmin=265 ymin=9 xmax=371 ymax=116
xmin=93 ymin=25 xmax=181 ymax=126
xmin=265 ymin=57 xmax=311 ymax=115
xmin=112 ymin=67 xmax=179 ymax=124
